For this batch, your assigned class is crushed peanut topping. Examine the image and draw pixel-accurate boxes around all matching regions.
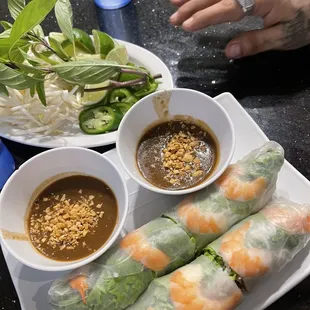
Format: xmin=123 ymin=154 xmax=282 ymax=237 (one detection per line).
xmin=137 ymin=120 xmax=217 ymax=190
xmin=29 ymin=194 xmax=105 ymax=253
xmin=162 ymin=131 xmax=204 ymax=185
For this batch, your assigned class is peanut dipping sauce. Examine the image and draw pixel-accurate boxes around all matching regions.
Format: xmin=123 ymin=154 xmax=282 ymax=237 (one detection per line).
xmin=26 ymin=175 xmax=118 ymax=261
xmin=137 ymin=119 xmax=219 ymax=190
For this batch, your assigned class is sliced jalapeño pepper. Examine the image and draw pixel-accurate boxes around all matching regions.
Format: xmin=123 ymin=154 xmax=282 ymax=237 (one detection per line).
xmin=79 ymin=105 xmax=123 ymax=134
xmin=109 ymin=102 xmax=132 ymax=115
xmin=133 ymin=82 xmax=158 ymax=99
xmin=109 ymin=88 xmax=138 ymax=105
xmin=118 ymin=64 xmax=149 ymax=82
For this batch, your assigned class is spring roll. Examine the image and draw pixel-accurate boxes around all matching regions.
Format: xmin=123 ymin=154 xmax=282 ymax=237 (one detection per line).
xmin=164 ymin=141 xmax=285 ymax=251
xmin=128 ymin=254 xmax=243 ymax=310
xmin=48 ymin=218 xmax=195 ymax=310
xmin=206 ymin=199 xmax=310 ymax=289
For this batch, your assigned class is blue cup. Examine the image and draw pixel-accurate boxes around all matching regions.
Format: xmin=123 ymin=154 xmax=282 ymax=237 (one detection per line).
xmin=94 ymin=0 xmax=132 ymax=10
xmin=96 ymin=1 xmax=141 ymax=45
xmin=0 ymin=140 xmax=15 ymax=189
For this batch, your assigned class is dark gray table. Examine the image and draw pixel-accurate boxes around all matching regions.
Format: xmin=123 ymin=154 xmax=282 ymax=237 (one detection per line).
xmin=1 ymin=0 xmax=310 ymax=309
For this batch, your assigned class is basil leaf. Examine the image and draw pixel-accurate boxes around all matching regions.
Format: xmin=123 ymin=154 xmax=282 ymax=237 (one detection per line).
xmin=31 ymin=44 xmax=60 ymax=65
xmin=9 ymin=0 xmax=58 ymax=59
xmin=10 ymin=43 xmax=30 ymax=63
xmin=36 ymin=81 xmax=46 ymax=106
xmin=0 ymin=38 xmax=30 ymax=63
xmin=30 ymin=84 xmax=36 ymax=97
xmin=0 ymin=83 xmax=9 ymax=96
xmin=18 ymin=47 xmax=41 ymax=66
xmin=48 ymin=37 xmax=70 ymax=60
xmin=33 ymin=25 xmax=45 ymax=39
xmin=0 ymin=38 xmax=29 ymax=55
xmin=0 ymin=29 xmax=11 ymax=39
xmin=16 ymin=63 xmax=46 ymax=75
xmin=0 ymin=62 xmax=40 ymax=89
xmin=8 ymin=0 xmax=25 ymax=20
xmin=52 ymin=60 xmax=124 ymax=85
xmin=0 ymin=21 xmax=13 ymax=31
xmin=55 ymin=0 xmax=75 ymax=55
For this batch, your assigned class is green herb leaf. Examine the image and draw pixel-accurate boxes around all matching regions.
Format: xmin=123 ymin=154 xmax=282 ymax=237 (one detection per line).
xmin=9 ymin=0 xmax=58 ymax=59
xmin=8 ymin=0 xmax=25 ymax=20
xmin=0 ymin=83 xmax=9 ymax=96
xmin=32 ymin=25 xmax=45 ymax=39
xmin=55 ymin=0 xmax=75 ymax=55
xmin=0 ymin=62 xmax=40 ymax=90
xmin=52 ymin=60 xmax=125 ymax=85
xmin=18 ymin=47 xmax=41 ymax=66
xmin=36 ymin=80 xmax=46 ymax=106
xmin=0 ymin=21 xmax=13 ymax=31
xmin=16 ymin=62 xmax=46 ymax=75
xmin=31 ymin=44 xmax=60 ymax=65
xmin=10 ymin=44 xmax=30 ymax=63
xmin=48 ymin=37 xmax=70 ymax=60
xmin=30 ymin=83 xmax=36 ymax=97
xmin=0 ymin=29 xmax=11 ymax=39
xmin=0 ymin=38 xmax=30 ymax=63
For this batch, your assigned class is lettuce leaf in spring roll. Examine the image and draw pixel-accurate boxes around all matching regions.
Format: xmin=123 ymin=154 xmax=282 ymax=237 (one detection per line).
xmin=129 ymin=254 xmax=243 ymax=310
xmin=164 ymin=141 xmax=285 ymax=251
xmin=206 ymin=199 xmax=310 ymax=289
xmin=48 ymin=218 xmax=195 ymax=310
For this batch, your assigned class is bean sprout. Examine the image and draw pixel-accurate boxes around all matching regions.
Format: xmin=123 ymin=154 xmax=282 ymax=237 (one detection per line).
xmin=0 ymin=78 xmax=83 ymax=136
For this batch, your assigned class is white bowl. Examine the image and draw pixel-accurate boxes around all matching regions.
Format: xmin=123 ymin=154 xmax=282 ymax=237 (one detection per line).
xmin=0 ymin=147 xmax=128 ymax=271
xmin=117 ymin=88 xmax=235 ymax=195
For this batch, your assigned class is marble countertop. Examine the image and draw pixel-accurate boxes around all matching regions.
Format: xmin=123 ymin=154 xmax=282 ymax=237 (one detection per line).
xmin=0 ymin=0 xmax=310 ymax=309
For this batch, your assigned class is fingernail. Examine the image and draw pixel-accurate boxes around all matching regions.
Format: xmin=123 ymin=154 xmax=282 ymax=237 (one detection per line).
xmin=170 ymin=12 xmax=178 ymax=23
xmin=183 ymin=17 xmax=194 ymax=29
xmin=227 ymin=43 xmax=241 ymax=59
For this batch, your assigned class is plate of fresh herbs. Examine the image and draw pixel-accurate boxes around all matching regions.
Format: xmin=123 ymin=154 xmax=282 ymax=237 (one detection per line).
xmin=0 ymin=0 xmax=173 ymax=148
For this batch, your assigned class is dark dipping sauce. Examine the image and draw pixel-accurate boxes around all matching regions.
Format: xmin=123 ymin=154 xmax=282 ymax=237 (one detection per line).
xmin=27 ymin=175 xmax=118 ymax=261
xmin=137 ymin=119 xmax=219 ymax=190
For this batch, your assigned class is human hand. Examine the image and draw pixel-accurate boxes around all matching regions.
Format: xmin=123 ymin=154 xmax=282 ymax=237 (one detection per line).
xmin=169 ymin=0 xmax=310 ymax=59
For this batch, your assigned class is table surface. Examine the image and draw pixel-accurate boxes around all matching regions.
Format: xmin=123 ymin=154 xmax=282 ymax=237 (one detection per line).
xmin=1 ymin=0 xmax=310 ymax=309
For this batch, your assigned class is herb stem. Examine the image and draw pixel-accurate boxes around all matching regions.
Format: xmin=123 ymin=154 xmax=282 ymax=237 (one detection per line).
xmin=84 ymin=74 xmax=162 ymax=92
xmin=28 ymin=33 xmax=67 ymax=62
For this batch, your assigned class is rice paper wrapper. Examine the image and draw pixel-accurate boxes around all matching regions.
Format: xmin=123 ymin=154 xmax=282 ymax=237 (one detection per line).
xmin=48 ymin=218 xmax=195 ymax=310
xmin=129 ymin=255 xmax=243 ymax=310
xmin=208 ymin=198 xmax=310 ymax=288
xmin=164 ymin=141 xmax=285 ymax=251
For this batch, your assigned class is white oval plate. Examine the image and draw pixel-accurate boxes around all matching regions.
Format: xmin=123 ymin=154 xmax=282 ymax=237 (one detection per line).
xmin=0 ymin=40 xmax=174 ymax=149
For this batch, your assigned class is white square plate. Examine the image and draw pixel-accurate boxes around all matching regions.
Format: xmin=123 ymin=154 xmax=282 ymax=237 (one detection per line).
xmin=2 ymin=92 xmax=310 ymax=310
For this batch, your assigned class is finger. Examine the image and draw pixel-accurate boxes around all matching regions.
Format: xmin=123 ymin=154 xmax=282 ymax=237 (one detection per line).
xmin=225 ymin=25 xmax=283 ymax=59
xmin=170 ymin=0 xmax=218 ymax=26
xmin=263 ymin=4 xmax=296 ymax=28
xmin=263 ymin=10 xmax=281 ymax=28
xmin=252 ymin=0 xmax=276 ymax=17
xmin=170 ymin=0 xmax=190 ymax=7
xmin=182 ymin=0 xmax=243 ymax=31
